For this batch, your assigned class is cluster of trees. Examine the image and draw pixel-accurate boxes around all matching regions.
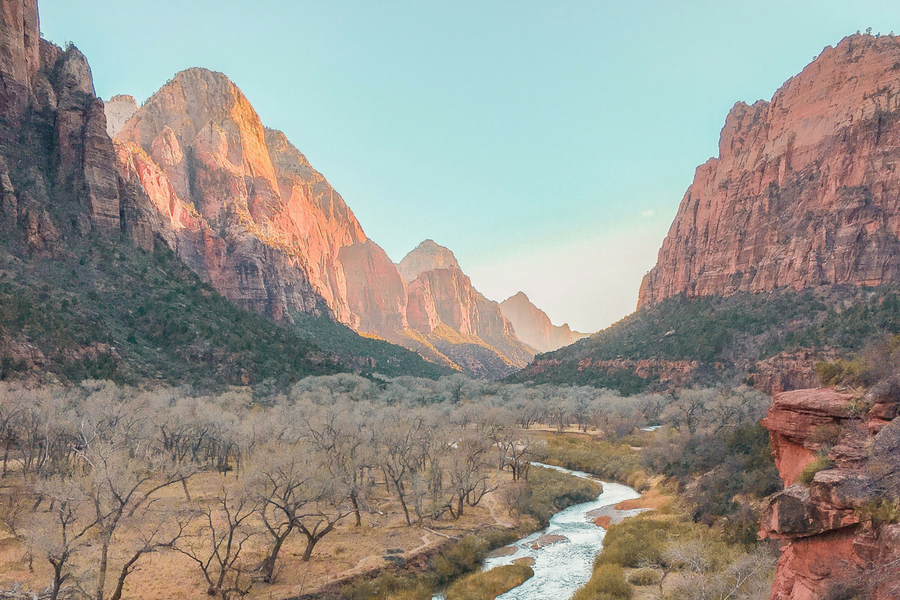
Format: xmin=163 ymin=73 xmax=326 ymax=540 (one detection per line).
xmin=0 ymin=372 xmax=788 ymax=600
xmin=0 ymin=375 xmax=619 ymax=599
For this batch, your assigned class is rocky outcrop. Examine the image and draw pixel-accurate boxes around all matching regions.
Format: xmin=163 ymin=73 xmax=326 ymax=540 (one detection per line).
xmin=760 ymin=388 xmax=900 ymax=599
xmin=640 ymin=35 xmax=900 ymax=308
xmin=500 ymin=292 xmax=587 ymax=353
xmin=0 ymin=0 xmax=122 ymax=238
xmin=749 ymin=350 xmax=842 ymax=396
xmin=104 ymin=94 xmax=137 ymax=138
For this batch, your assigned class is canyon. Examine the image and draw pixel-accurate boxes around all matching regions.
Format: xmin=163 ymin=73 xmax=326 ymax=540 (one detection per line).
xmin=111 ymin=73 xmax=542 ymax=377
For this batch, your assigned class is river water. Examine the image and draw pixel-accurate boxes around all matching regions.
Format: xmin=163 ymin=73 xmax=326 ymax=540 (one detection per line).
xmin=481 ymin=463 xmax=642 ymax=600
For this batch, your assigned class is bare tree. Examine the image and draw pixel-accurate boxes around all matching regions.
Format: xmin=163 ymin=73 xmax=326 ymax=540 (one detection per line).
xmin=174 ymin=485 xmax=257 ymax=600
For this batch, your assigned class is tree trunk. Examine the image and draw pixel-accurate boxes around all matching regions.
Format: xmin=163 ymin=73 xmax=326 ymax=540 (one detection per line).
xmin=109 ymin=550 xmax=143 ymax=600
xmin=181 ymin=478 xmax=192 ymax=502
xmin=456 ymin=493 xmax=464 ymax=518
xmin=49 ymin=560 xmax=65 ymax=600
xmin=263 ymin=528 xmax=292 ymax=583
xmin=301 ymin=535 xmax=320 ymax=562
xmin=95 ymin=539 xmax=110 ymax=600
xmin=351 ymin=493 xmax=362 ymax=527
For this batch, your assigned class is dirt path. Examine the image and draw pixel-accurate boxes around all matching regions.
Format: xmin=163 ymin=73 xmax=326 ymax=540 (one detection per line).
xmin=484 ymin=491 xmax=515 ymax=528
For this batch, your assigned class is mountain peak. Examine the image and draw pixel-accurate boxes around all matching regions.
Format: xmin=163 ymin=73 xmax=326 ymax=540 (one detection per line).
xmin=398 ymin=239 xmax=460 ymax=282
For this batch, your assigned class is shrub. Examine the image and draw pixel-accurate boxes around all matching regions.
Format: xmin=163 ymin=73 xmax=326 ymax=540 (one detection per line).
xmin=523 ymin=466 xmax=602 ymax=527
xmin=626 ymin=568 xmax=661 ymax=586
xmin=809 ymin=423 xmax=843 ymax=446
xmin=571 ymin=564 xmax=632 ymax=600
xmin=857 ymin=499 xmax=900 ymax=526
xmin=430 ymin=531 xmax=518 ymax=586
xmin=540 ymin=437 xmax=642 ymax=483
xmin=798 ymin=454 xmax=835 ymax=485
xmin=444 ymin=565 xmax=533 ymax=600
xmin=596 ymin=516 xmax=689 ymax=568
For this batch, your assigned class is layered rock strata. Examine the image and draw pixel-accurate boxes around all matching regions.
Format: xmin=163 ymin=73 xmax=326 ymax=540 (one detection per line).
xmin=760 ymin=387 xmax=900 ymax=599
xmin=640 ymin=35 xmax=900 ymax=307
xmin=397 ymin=241 xmax=536 ymax=376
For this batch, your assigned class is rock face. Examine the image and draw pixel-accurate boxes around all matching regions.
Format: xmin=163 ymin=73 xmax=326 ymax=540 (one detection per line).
xmin=112 ymin=73 xmax=532 ymax=376
xmin=760 ymin=388 xmax=900 ymax=599
xmin=0 ymin=0 xmax=39 ymax=124
xmin=398 ymin=241 xmax=535 ymax=377
xmin=398 ymin=239 xmax=460 ymax=282
xmin=0 ymin=0 xmax=122 ymax=239
xmin=499 ymin=292 xmax=587 ymax=353
xmin=640 ymin=35 xmax=900 ymax=308
xmin=104 ymin=94 xmax=137 ymax=138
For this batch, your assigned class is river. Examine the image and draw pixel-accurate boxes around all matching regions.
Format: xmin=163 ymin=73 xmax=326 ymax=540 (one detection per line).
xmin=479 ymin=463 xmax=643 ymax=600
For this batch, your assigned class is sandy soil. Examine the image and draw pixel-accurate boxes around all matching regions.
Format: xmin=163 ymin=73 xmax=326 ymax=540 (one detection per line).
xmin=0 ymin=470 xmax=520 ymax=600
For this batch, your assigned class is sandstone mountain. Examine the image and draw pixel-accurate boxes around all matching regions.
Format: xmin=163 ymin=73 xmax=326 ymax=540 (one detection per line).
xmin=0 ymin=0 xmax=447 ymax=385
xmin=640 ymin=35 xmax=900 ymax=307
xmin=499 ymin=291 xmax=587 ymax=353
xmin=111 ymin=73 xmax=533 ymax=378
xmin=396 ymin=240 xmax=535 ymax=377
xmin=515 ymin=34 xmax=900 ymax=394
xmin=397 ymin=238 xmax=459 ymax=282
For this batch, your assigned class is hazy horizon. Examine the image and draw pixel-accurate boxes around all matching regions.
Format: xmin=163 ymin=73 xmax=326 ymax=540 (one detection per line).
xmin=39 ymin=0 xmax=900 ymax=332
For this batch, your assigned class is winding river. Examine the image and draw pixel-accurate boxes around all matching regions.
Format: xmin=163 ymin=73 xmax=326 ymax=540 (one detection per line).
xmin=478 ymin=463 xmax=643 ymax=600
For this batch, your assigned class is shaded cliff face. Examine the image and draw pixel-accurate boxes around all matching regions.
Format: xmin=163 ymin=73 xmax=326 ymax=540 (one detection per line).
xmin=0 ymin=0 xmax=120 ymax=240
xmin=399 ymin=241 xmax=535 ymax=377
xmin=640 ymin=35 xmax=900 ymax=308
xmin=0 ymin=0 xmax=39 ymax=125
xmin=500 ymin=291 xmax=587 ymax=353
xmin=760 ymin=388 xmax=900 ymax=599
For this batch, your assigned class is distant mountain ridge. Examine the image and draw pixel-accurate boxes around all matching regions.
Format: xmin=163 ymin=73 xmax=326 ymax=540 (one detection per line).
xmin=111 ymin=71 xmax=535 ymax=377
xmin=499 ymin=292 xmax=587 ymax=353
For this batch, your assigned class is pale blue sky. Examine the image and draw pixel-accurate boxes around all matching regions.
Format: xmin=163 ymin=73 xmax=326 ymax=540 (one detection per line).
xmin=40 ymin=1 xmax=900 ymax=331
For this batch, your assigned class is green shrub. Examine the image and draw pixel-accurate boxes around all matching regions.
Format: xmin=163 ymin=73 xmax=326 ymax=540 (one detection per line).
xmin=797 ymin=454 xmax=835 ymax=485
xmin=430 ymin=531 xmax=518 ymax=586
xmin=858 ymin=499 xmax=900 ymax=525
xmin=595 ymin=516 xmax=688 ymax=568
xmin=626 ymin=568 xmax=661 ymax=586
xmin=571 ymin=564 xmax=632 ymax=600
xmin=444 ymin=565 xmax=533 ymax=600
xmin=540 ymin=437 xmax=642 ymax=483
xmin=523 ymin=466 xmax=602 ymax=527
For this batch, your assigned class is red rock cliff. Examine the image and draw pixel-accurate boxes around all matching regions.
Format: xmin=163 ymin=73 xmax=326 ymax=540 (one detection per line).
xmin=0 ymin=0 xmax=121 ymax=238
xmin=112 ymin=73 xmax=532 ymax=376
xmin=115 ymin=68 xmax=411 ymax=326
xmin=640 ymin=35 xmax=900 ymax=308
xmin=760 ymin=388 xmax=900 ymax=599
